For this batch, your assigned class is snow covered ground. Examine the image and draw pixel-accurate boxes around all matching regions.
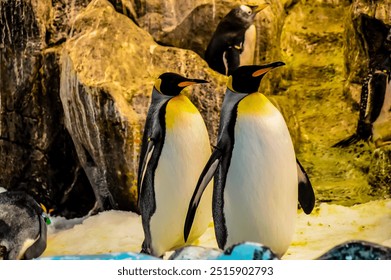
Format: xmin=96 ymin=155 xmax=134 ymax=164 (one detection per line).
xmin=42 ymin=199 xmax=391 ymax=260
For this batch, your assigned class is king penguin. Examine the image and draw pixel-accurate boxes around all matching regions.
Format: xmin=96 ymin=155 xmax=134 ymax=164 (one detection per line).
xmin=205 ymin=4 xmax=269 ymax=76
xmin=184 ymin=63 xmax=315 ymax=257
xmin=138 ymin=73 xmax=213 ymax=257
xmin=0 ymin=191 xmax=50 ymax=260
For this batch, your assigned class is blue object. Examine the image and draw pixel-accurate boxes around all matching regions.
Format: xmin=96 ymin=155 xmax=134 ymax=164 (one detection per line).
xmin=216 ymin=242 xmax=279 ymax=260
xmin=39 ymin=252 xmax=159 ymax=260
xmin=39 ymin=242 xmax=279 ymax=260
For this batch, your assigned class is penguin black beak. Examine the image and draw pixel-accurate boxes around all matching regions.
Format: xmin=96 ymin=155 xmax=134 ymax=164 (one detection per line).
xmin=269 ymin=61 xmax=286 ymax=68
xmin=191 ymin=79 xmax=209 ymax=84
xmin=252 ymin=61 xmax=285 ymax=77
xmin=251 ymin=3 xmax=269 ymax=14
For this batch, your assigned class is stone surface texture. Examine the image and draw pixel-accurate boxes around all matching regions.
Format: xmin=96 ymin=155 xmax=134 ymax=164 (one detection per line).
xmin=1 ymin=0 xmax=390 ymax=218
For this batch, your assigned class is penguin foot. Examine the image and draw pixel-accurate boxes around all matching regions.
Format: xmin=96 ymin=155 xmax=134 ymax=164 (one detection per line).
xmin=332 ymin=134 xmax=362 ymax=148
xmin=140 ymin=246 xmax=152 ymax=256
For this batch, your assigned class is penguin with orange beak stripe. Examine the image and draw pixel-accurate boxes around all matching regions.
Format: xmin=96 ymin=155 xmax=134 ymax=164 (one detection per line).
xmin=138 ymin=73 xmax=213 ymax=257
xmin=205 ymin=4 xmax=269 ymax=75
xmin=184 ymin=63 xmax=315 ymax=257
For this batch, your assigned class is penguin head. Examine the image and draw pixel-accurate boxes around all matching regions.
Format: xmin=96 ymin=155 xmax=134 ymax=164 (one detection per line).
xmin=228 ymin=62 xmax=285 ymax=93
xmin=154 ymin=73 xmax=208 ymax=96
xmin=227 ymin=4 xmax=269 ymax=28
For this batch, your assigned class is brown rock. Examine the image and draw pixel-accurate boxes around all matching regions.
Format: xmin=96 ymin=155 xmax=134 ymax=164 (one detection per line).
xmin=0 ymin=0 xmax=94 ymax=217
xmin=60 ymin=0 xmax=226 ymax=212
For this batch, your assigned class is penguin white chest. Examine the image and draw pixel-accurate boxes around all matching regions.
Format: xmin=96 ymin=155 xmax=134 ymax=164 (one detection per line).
xmin=224 ymin=93 xmax=298 ymax=256
xmin=150 ymin=95 xmax=212 ymax=256
xmin=240 ymin=24 xmax=256 ymax=66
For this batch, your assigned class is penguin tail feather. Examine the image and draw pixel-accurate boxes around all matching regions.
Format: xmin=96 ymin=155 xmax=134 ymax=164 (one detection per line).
xmin=332 ymin=134 xmax=362 ymax=148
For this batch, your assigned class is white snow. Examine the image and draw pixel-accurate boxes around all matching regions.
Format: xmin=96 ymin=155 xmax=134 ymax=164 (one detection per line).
xmin=42 ymin=199 xmax=391 ymax=259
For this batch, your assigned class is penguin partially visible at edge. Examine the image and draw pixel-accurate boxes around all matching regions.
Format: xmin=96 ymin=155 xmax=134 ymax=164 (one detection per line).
xmin=333 ymin=24 xmax=391 ymax=148
xmin=184 ymin=63 xmax=315 ymax=257
xmin=205 ymin=4 xmax=269 ymax=76
xmin=332 ymin=56 xmax=391 ymax=147
xmin=0 ymin=191 xmax=50 ymax=260
xmin=138 ymin=73 xmax=213 ymax=257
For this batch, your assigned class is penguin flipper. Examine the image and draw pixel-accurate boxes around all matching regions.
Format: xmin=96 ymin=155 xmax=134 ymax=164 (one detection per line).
xmin=224 ymin=45 xmax=241 ymax=76
xmin=296 ymin=159 xmax=315 ymax=214
xmin=23 ymin=214 xmax=47 ymax=259
xmin=137 ymin=139 xmax=155 ymax=207
xmin=184 ymin=148 xmax=223 ymax=242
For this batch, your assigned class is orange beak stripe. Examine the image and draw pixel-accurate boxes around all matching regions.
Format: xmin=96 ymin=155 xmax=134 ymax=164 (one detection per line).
xmin=178 ymin=81 xmax=196 ymax=87
xmin=252 ymin=68 xmax=272 ymax=77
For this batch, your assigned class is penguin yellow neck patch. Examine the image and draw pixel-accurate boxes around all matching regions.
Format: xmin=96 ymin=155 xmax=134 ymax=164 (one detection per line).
xmin=237 ymin=93 xmax=274 ymax=116
xmin=154 ymin=79 xmax=162 ymax=93
xmin=165 ymin=94 xmax=199 ymax=129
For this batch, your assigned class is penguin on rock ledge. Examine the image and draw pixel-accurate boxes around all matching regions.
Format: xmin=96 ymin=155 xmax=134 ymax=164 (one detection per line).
xmin=205 ymin=4 xmax=269 ymax=76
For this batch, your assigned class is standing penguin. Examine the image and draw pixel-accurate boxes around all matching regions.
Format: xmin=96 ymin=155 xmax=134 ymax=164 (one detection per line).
xmin=184 ymin=63 xmax=315 ymax=257
xmin=332 ymin=56 xmax=391 ymax=147
xmin=205 ymin=4 xmax=269 ymax=76
xmin=138 ymin=73 xmax=213 ymax=257
xmin=0 ymin=191 xmax=50 ymax=260
xmin=333 ymin=22 xmax=391 ymax=147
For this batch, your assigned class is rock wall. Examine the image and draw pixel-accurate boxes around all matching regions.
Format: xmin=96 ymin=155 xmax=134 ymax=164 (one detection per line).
xmin=1 ymin=0 xmax=229 ymax=216
xmin=1 ymin=0 xmax=390 ymax=217
xmin=0 ymin=0 xmax=95 ymax=217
